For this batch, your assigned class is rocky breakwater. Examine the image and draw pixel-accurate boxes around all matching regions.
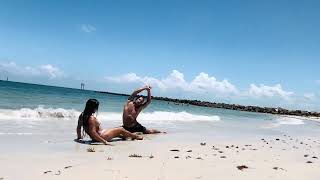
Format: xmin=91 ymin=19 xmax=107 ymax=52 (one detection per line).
xmin=153 ymin=97 xmax=320 ymax=118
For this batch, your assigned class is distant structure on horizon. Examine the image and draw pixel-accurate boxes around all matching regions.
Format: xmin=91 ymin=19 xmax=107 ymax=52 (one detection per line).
xmin=80 ymin=82 xmax=85 ymax=90
xmin=6 ymin=76 xmax=8 ymax=81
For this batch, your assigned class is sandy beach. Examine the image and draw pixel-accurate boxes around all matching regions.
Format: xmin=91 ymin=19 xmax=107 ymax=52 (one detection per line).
xmin=1 ymin=131 xmax=319 ymax=180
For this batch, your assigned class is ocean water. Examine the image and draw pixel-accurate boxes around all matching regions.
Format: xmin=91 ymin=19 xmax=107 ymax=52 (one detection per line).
xmin=1 ymin=80 xmax=320 ymax=144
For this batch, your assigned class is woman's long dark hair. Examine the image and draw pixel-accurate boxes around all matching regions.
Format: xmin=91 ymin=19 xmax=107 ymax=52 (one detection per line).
xmin=82 ymin=99 xmax=99 ymax=133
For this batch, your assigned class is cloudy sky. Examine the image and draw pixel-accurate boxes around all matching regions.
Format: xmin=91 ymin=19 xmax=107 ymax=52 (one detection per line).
xmin=0 ymin=0 xmax=320 ymax=110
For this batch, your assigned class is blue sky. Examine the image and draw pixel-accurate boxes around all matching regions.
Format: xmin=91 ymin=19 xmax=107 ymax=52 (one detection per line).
xmin=0 ymin=0 xmax=320 ymax=110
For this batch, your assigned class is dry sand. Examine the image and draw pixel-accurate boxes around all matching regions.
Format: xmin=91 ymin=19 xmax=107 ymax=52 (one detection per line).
xmin=0 ymin=133 xmax=319 ymax=180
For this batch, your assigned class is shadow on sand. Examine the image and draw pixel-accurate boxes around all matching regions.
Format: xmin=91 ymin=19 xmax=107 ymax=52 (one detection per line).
xmin=74 ymin=138 xmax=126 ymax=145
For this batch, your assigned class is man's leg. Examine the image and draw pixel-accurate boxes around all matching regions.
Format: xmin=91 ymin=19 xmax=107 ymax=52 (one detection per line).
xmin=144 ymin=129 xmax=163 ymax=134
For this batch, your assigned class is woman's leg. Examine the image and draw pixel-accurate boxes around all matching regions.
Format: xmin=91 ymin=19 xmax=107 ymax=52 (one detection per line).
xmin=100 ymin=127 xmax=143 ymax=142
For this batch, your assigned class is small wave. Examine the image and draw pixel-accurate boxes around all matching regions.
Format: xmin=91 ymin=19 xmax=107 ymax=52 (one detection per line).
xmin=264 ymin=116 xmax=305 ymax=128
xmin=0 ymin=107 xmax=221 ymax=123
xmin=99 ymin=111 xmax=221 ymax=122
xmin=0 ymin=106 xmax=79 ymax=121
xmin=0 ymin=132 xmax=34 ymax=135
xmin=276 ymin=117 xmax=305 ymax=125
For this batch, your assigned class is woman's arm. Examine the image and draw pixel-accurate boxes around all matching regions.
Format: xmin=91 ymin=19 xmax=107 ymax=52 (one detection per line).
xmin=76 ymin=115 xmax=83 ymax=139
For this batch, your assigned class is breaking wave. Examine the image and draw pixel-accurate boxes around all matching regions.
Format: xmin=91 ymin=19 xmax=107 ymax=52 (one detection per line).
xmin=0 ymin=107 xmax=221 ymax=123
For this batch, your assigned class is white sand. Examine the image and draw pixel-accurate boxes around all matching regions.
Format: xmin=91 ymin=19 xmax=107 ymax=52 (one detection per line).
xmin=0 ymin=133 xmax=319 ymax=180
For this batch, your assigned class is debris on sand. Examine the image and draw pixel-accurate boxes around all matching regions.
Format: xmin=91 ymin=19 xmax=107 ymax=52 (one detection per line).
xmin=306 ymin=161 xmax=313 ymax=164
xmin=64 ymin=166 xmax=72 ymax=169
xmin=149 ymin=155 xmax=154 ymax=159
xmin=237 ymin=165 xmax=248 ymax=171
xmin=273 ymin=167 xmax=286 ymax=171
xmin=170 ymin=149 xmax=180 ymax=152
xmin=186 ymin=156 xmax=192 ymax=159
xmin=87 ymin=147 xmax=95 ymax=152
xmin=220 ymin=156 xmax=227 ymax=159
xmin=55 ymin=170 xmax=61 ymax=176
xmin=174 ymin=156 xmax=180 ymax=159
xmin=304 ymin=155 xmax=309 ymax=157
xmin=44 ymin=171 xmax=52 ymax=174
xmin=200 ymin=142 xmax=206 ymax=146
xmin=107 ymin=157 xmax=113 ymax=160
xmin=312 ymin=156 xmax=318 ymax=159
xmin=129 ymin=154 xmax=142 ymax=158
xmin=186 ymin=150 xmax=192 ymax=152
xmin=196 ymin=157 xmax=203 ymax=160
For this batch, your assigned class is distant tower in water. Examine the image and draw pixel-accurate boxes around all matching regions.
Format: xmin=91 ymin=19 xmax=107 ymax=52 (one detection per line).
xmin=80 ymin=82 xmax=85 ymax=90
xmin=6 ymin=76 xmax=8 ymax=81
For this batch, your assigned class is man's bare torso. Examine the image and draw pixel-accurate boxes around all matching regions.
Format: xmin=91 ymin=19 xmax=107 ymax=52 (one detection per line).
xmin=122 ymin=102 xmax=142 ymax=128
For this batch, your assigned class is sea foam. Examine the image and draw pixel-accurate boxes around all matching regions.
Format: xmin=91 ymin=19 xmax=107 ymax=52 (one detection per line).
xmin=0 ymin=107 xmax=221 ymax=123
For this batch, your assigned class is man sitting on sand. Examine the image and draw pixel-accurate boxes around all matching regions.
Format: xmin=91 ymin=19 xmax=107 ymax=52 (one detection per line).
xmin=122 ymin=85 xmax=163 ymax=134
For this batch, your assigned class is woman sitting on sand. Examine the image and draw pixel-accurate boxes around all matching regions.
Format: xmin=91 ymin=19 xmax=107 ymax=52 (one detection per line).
xmin=76 ymin=99 xmax=143 ymax=145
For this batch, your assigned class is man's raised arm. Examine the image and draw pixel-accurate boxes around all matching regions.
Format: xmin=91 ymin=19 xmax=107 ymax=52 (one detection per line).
xmin=128 ymin=86 xmax=149 ymax=101
xmin=141 ymin=86 xmax=152 ymax=108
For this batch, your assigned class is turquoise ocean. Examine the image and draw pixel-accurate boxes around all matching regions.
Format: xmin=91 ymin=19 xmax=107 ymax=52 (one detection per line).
xmin=1 ymin=80 xmax=320 ymax=146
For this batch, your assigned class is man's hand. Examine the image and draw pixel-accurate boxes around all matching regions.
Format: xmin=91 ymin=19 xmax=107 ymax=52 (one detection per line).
xmin=145 ymin=85 xmax=152 ymax=91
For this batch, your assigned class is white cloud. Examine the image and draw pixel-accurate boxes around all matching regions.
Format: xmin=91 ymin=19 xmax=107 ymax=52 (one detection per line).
xmin=248 ymin=84 xmax=294 ymax=100
xmin=303 ymin=93 xmax=316 ymax=100
xmin=40 ymin=64 xmax=64 ymax=79
xmin=0 ymin=62 xmax=64 ymax=79
xmin=105 ymin=70 xmax=238 ymax=95
xmin=80 ymin=24 xmax=96 ymax=33
xmin=191 ymin=72 xmax=238 ymax=94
